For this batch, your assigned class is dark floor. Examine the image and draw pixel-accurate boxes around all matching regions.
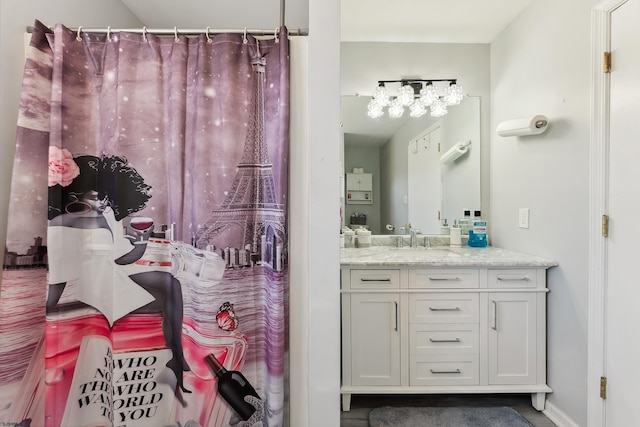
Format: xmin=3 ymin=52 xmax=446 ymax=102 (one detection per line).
xmin=340 ymin=393 xmax=557 ymax=427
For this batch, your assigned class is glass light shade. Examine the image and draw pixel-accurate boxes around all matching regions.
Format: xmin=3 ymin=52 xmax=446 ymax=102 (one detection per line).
xmin=430 ymin=98 xmax=448 ymax=117
xmin=419 ymin=84 xmax=438 ymax=107
xmin=409 ymin=101 xmax=427 ymax=118
xmin=372 ymin=85 xmax=391 ymax=107
xmin=388 ymin=99 xmax=405 ymax=118
xmin=367 ymin=99 xmax=384 ymax=118
xmin=397 ymin=84 xmax=414 ymax=107
xmin=444 ymin=83 xmax=465 ymax=106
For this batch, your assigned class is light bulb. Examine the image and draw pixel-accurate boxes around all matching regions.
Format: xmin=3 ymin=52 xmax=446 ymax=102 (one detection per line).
xmin=444 ymin=83 xmax=465 ymax=106
xmin=367 ymin=99 xmax=384 ymax=118
xmin=430 ymin=98 xmax=448 ymax=117
xmin=397 ymin=84 xmax=414 ymax=107
xmin=372 ymin=84 xmax=390 ymax=107
xmin=419 ymin=83 xmax=438 ymax=107
xmin=388 ymin=99 xmax=404 ymax=118
xmin=409 ymin=102 xmax=427 ymax=118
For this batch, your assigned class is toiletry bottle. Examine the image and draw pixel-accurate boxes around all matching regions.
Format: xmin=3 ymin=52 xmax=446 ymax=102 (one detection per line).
xmin=471 ymin=210 xmax=483 ymax=231
xmin=206 ymin=353 xmax=261 ymax=421
xmin=440 ymin=219 xmax=450 ymax=235
xmin=459 ymin=210 xmax=471 ymax=235
xmin=450 ymin=219 xmax=462 ymax=247
xmin=468 ymin=210 xmax=488 ymax=247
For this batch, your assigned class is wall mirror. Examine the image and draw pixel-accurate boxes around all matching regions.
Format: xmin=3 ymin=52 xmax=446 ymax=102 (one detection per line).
xmin=341 ymin=94 xmax=481 ymax=235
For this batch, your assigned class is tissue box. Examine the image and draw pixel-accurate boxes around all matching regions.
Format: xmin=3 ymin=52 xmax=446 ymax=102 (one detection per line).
xmin=350 ymin=214 xmax=367 ymax=225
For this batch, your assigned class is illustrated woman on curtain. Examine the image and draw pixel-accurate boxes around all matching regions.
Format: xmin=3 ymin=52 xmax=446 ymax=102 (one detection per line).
xmin=45 ymin=147 xmax=192 ymax=395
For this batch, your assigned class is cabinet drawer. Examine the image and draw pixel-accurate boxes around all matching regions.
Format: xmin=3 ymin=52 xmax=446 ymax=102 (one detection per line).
xmin=410 ymin=324 xmax=479 ymax=355
xmin=488 ymin=269 xmax=537 ymax=288
xmin=350 ymin=269 xmax=400 ymax=289
xmin=409 ymin=269 xmax=479 ymax=289
xmin=409 ymin=293 xmax=479 ymax=323
xmin=411 ymin=355 xmax=479 ymax=386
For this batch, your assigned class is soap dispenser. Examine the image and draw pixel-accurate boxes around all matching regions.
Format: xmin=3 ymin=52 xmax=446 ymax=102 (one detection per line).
xmin=440 ymin=219 xmax=450 ymax=235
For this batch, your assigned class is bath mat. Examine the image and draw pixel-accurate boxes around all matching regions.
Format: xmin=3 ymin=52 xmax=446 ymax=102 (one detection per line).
xmin=368 ymin=406 xmax=533 ymax=427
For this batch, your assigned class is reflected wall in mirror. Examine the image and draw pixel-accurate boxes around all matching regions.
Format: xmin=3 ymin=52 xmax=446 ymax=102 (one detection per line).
xmin=342 ymin=96 xmax=480 ymax=235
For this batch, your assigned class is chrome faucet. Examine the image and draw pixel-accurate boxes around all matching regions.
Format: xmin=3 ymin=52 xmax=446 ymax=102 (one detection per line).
xmin=410 ymin=229 xmax=421 ymax=248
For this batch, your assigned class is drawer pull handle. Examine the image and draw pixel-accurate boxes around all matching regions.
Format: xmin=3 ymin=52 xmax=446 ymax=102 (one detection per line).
xmin=428 ymin=277 xmax=460 ymax=281
xmin=394 ymin=301 xmax=399 ymax=331
xmin=360 ymin=278 xmax=392 ymax=282
xmin=497 ymin=276 xmax=530 ymax=281
xmin=429 ymin=338 xmax=461 ymax=343
xmin=491 ymin=300 xmax=497 ymax=330
xmin=429 ymin=307 xmax=461 ymax=312
xmin=430 ymin=369 xmax=461 ymax=374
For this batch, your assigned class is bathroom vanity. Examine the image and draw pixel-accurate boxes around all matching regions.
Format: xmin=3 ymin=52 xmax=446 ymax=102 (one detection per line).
xmin=340 ymin=242 xmax=557 ymax=412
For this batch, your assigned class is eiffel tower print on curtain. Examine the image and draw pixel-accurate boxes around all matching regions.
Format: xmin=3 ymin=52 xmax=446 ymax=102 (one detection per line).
xmin=195 ymin=51 xmax=286 ymax=271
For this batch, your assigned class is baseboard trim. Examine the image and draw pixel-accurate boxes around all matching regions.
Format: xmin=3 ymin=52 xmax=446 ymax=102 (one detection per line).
xmin=543 ymin=400 xmax=580 ymax=427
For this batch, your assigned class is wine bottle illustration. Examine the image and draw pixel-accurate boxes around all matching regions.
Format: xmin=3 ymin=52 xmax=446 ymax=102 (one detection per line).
xmin=205 ymin=353 xmax=261 ymax=421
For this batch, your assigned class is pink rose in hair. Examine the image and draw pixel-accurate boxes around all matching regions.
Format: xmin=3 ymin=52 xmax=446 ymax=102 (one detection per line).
xmin=48 ymin=146 xmax=80 ymax=187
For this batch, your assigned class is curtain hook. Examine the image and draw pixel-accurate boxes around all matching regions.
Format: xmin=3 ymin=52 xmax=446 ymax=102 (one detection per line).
xmin=174 ymin=26 xmax=179 ymax=42
xmin=106 ymin=26 xmax=112 ymax=43
xmin=142 ymin=26 xmax=148 ymax=42
xmin=243 ymin=27 xmax=248 ymax=44
xmin=76 ymin=26 xmax=83 ymax=42
xmin=205 ymin=26 xmax=212 ymax=44
xmin=274 ymin=27 xmax=279 ymax=43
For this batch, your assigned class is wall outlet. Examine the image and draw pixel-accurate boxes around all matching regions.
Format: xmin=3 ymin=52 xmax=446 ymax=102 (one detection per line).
xmin=519 ymin=208 xmax=530 ymax=229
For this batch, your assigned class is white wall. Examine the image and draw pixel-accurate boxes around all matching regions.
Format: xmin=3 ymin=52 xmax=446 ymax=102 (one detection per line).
xmin=306 ymin=0 xmax=341 ymax=426
xmin=344 ymin=146 xmax=380 ymax=233
xmin=490 ymin=0 xmax=598 ymax=425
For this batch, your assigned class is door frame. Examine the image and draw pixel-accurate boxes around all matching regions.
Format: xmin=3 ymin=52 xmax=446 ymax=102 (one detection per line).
xmin=588 ymin=1 xmax=628 ymax=426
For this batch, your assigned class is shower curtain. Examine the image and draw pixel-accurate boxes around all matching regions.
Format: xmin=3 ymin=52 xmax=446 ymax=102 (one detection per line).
xmin=0 ymin=20 xmax=289 ymax=427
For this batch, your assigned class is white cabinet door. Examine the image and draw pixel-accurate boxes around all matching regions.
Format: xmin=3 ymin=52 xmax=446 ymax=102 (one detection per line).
xmin=350 ymin=293 xmax=401 ymax=386
xmin=488 ymin=292 xmax=537 ymax=385
xmin=346 ymin=173 xmax=372 ymax=191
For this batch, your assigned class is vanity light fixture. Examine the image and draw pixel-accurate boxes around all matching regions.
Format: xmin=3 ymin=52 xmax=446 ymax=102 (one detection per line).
xmin=367 ymin=79 xmax=466 ymax=119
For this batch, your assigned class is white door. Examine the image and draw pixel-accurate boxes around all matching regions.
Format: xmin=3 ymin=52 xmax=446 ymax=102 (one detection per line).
xmin=606 ymin=0 xmax=640 ymax=425
xmin=350 ymin=293 xmax=401 ymax=386
xmin=487 ymin=293 xmax=537 ymax=385
xmin=408 ymin=126 xmax=442 ymax=233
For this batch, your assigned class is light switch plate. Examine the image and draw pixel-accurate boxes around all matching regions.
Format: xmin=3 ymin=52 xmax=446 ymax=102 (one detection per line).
xmin=519 ymin=208 xmax=530 ymax=229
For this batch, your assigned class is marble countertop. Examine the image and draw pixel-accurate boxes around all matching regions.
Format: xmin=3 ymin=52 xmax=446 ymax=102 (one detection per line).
xmin=340 ymin=245 xmax=558 ymax=268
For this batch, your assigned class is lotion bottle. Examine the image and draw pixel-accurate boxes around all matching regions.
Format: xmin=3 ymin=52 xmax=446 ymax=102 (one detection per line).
xmin=450 ymin=219 xmax=462 ymax=247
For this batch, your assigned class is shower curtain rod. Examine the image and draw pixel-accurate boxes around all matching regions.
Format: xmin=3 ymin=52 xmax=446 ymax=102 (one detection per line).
xmin=26 ymin=25 xmax=308 ymax=36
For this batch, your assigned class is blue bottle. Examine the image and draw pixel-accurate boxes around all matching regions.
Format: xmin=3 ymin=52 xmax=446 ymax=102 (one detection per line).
xmin=468 ymin=210 xmax=488 ymax=247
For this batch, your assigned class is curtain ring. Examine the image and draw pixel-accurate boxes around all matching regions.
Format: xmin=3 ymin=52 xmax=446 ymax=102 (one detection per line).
xmin=76 ymin=26 xmax=83 ymax=42
xmin=274 ymin=27 xmax=279 ymax=43
xmin=142 ymin=26 xmax=148 ymax=42
xmin=243 ymin=27 xmax=248 ymax=44
xmin=174 ymin=26 xmax=179 ymax=42
xmin=106 ymin=26 xmax=112 ymax=43
xmin=205 ymin=26 xmax=212 ymax=44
